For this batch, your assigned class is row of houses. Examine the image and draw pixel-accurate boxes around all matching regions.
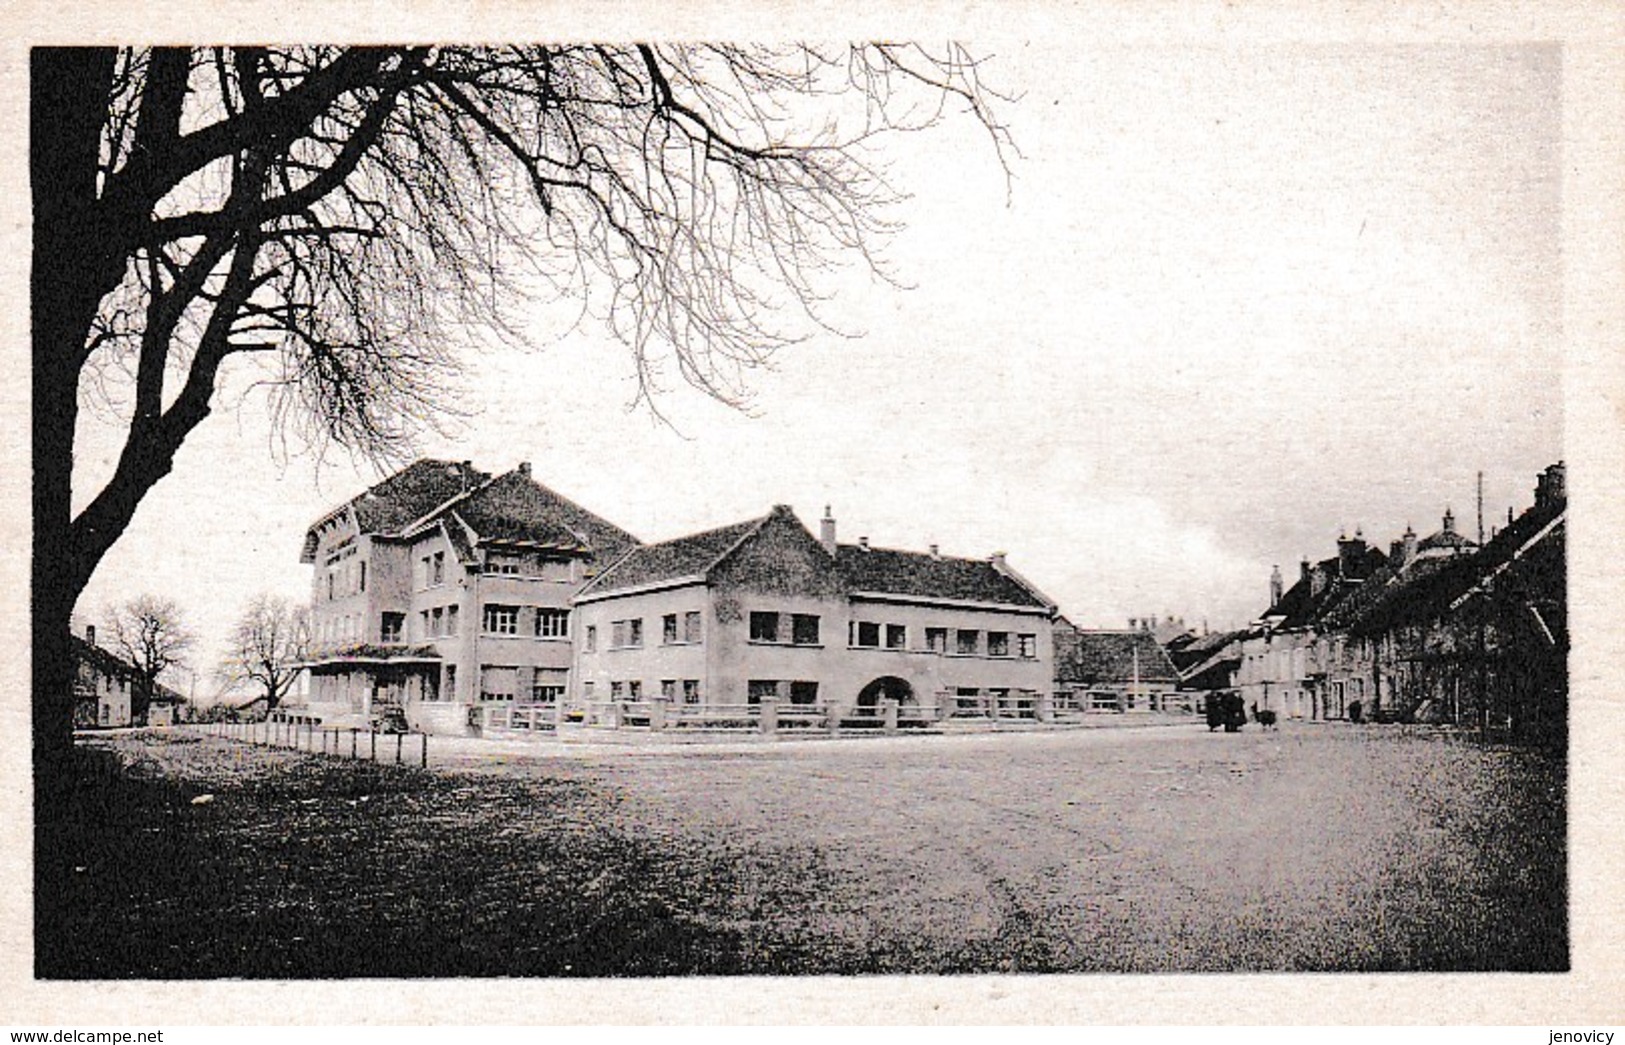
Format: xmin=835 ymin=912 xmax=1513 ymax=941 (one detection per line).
xmin=296 ymin=459 xmax=1084 ymax=734
xmin=1168 ymin=463 xmax=1567 ymax=742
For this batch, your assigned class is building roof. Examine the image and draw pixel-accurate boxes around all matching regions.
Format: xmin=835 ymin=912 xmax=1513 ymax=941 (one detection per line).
xmin=448 ymin=469 xmax=640 ymax=560
xmin=70 ymin=634 xmax=137 ymax=682
xmin=579 ymin=505 xmax=1054 ymax=610
xmin=836 ymin=544 xmax=1051 ymax=609
xmin=302 ymin=460 xmax=637 ymax=564
xmin=1054 ymin=627 xmax=1179 ymax=686
xmin=578 ymin=514 xmax=770 ymax=596
xmin=1346 ymin=494 xmax=1565 ymax=637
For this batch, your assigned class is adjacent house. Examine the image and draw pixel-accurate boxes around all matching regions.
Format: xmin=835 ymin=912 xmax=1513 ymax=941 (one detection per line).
xmin=571 ymin=505 xmax=1058 ymax=724
xmin=71 ymin=624 xmax=134 ymax=729
xmin=1053 ymin=619 xmax=1186 ymax=712
xmin=297 ymin=459 xmax=639 ymax=734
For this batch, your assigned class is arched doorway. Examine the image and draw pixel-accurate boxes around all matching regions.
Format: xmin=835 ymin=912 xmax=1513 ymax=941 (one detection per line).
xmin=855 ymin=676 xmax=915 ymax=717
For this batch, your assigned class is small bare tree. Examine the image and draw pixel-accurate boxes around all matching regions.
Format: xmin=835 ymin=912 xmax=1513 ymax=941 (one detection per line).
xmin=221 ymin=595 xmax=310 ymax=715
xmin=106 ymin=595 xmax=196 ymax=724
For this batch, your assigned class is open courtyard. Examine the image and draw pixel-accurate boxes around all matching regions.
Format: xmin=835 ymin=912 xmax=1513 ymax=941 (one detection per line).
xmin=36 ymin=721 xmax=1565 ymax=977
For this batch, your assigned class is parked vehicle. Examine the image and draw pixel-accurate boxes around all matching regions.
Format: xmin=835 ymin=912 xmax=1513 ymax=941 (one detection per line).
xmin=372 ymin=706 xmax=409 ymax=734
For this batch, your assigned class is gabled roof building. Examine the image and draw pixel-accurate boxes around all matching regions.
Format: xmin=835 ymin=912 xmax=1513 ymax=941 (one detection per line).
xmin=572 ymin=505 xmax=1058 ymax=724
xmin=297 ymin=460 xmax=639 ymax=734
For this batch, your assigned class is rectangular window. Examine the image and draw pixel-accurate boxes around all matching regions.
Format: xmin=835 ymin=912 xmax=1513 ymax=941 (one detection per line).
xmin=988 ymin=631 xmax=1010 ymax=657
xmin=479 ymin=665 xmax=518 ymax=702
xmin=627 ymin=680 xmax=642 ymax=701
xmin=487 ymin=554 xmax=522 ymax=575
xmin=419 ymin=610 xmax=431 ymax=640
xmin=611 ymin=618 xmax=643 ymax=648
xmin=663 ymin=613 xmax=678 ymax=644
xmin=747 ymin=679 xmax=778 ymax=705
xmin=444 ymin=664 xmax=457 ymax=700
xmin=359 ymin=561 xmax=367 ymax=593
xmin=432 ymin=551 xmax=445 ymax=586
xmin=1017 ymin=633 xmax=1037 ymax=658
xmin=792 ymin=614 xmax=821 ymax=645
xmin=380 ymin=612 xmax=404 ymax=644
xmin=856 ymin=621 xmax=881 ymax=648
xmin=684 ymin=611 xmax=703 ymax=643
xmin=531 ymin=679 xmax=564 ymax=703
xmin=447 ymin=604 xmax=459 ymax=636
xmin=682 ymin=679 xmax=701 ymax=705
xmin=660 ymin=679 xmax=677 ymax=700
xmin=956 ymin=629 xmax=980 ymax=655
xmin=610 ymin=681 xmax=624 ymax=700
xmin=789 ymin=681 xmax=819 ymax=705
xmin=419 ymin=556 xmax=430 ymax=589
xmin=535 ymin=609 xmax=570 ymax=638
xmin=430 ymin=606 xmax=445 ymax=636
xmin=584 ymin=625 xmax=597 ymax=653
xmin=582 ymin=681 xmax=595 ymax=702
xmin=483 ymin=604 xmax=519 ymax=635
xmin=926 ymin=627 xmax=948 ymax=653
xmin=749 ymin=611 xmax=780 ymax=642
xmin=886 ymin=624 xmax=907 ymax=650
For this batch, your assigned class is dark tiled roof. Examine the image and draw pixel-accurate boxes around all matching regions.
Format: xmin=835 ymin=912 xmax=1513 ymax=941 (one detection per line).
xmin=70 ymin=635 xmax=136 ymax=680
xmin=1265 ymin=545 xmax=1388 ymax=629
xmin=305 ymin=460 xmax=638 ymax=564
xmin=1054 ymin=627 xmax=1179 ymax=685
xmin=351 ymin=459 xmax=490 ymax=533
xmin=452 ymin=470 xmax=640 ymax=560
xmin=1348 ymin=496 xmax=1565 ymax=637
xmin=579 ymin=515 xmax=769 ymax=596
xmin=836 ymin=545 xmax=1048 ymax=608
xmin=1165 ymin=628 xmax=1249 ymax=671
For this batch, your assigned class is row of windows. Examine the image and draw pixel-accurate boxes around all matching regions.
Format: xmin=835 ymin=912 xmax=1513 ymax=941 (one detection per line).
xmin=483 ymin=604 xmax=570 ymax=638
xmin=585 ymin=611 xmax=703 ymax=652
xmin=476 ymin=665 xmax=568 ymax=703
xmin=319 ymin=614 xmax=362 ymax=645
xmin=850 ymin=622 xmax=1037 ymax=659
xmin=483 ymin=551 xmax=576 ymax=582
xmin=749 ymin=611 xmax=821 ymax=645
xmin=596 ymin=678 xmax=705 ymax=704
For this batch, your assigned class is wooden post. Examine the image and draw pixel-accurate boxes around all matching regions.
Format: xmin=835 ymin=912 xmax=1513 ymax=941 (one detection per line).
xmin=395 ymin=732 xmax=403 ymax=764
xmin=370 ymin=729 xmax=377 ymax=762
xmin=350 ymin=729 xmax=358 ymax=759
xmin=882 ymin=697 xmax=898 ymax=734
xmin=420 ymin=732 xmax=428 ymax=768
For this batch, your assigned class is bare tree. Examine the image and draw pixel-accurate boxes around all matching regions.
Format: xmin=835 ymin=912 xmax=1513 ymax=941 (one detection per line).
xmin=220 ymin=595 xmax=310 ymax=715
xmin=31 ymin=45 xmax=1011 ymax=769
xmin=105 ymin=595 xmax=196 ymax=724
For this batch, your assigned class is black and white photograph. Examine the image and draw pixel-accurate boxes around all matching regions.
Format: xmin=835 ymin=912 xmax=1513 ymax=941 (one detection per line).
xmin=7 ymin=1 xmax=1624 ymax=1029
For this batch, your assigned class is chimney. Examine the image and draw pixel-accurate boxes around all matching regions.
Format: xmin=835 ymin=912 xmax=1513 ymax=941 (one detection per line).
xmin=858 ymin=536 xmax=870 ymax=551
xmin=85 ymin=624 xmax=96 ymax=647
xmin=1269 ymin=565 xmax=1283 ymax=608
xmin=1442 ymin=506 xmax=1456 ymax=535
xmin=1337 ymin=528 xmax=1368 ymax=577
xmin=929 ymin=543 xmax=940 ymax=560
xmin=1402 ymin=524 xmax=1417 ymax=566
xmin=819 ymin=506 xmax=837 ymax=555
xmin=990 ymin=551 xmax=1007 ymax=572
xmin=517 ymin=461 xmax=531 ymax=478
xmin=1535 ymin=461 xmax=1566 ymax=508
xmin=1300 ymin=557 xmax=1311 ymax=583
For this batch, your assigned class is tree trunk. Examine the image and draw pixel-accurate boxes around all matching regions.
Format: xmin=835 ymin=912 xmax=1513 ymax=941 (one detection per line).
xmin=32 ymin=49 xmax=119 ymax=779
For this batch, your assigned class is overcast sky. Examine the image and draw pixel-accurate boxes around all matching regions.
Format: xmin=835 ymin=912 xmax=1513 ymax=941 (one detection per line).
xmin=71 ymin=42 xmax=1564 ymax=685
